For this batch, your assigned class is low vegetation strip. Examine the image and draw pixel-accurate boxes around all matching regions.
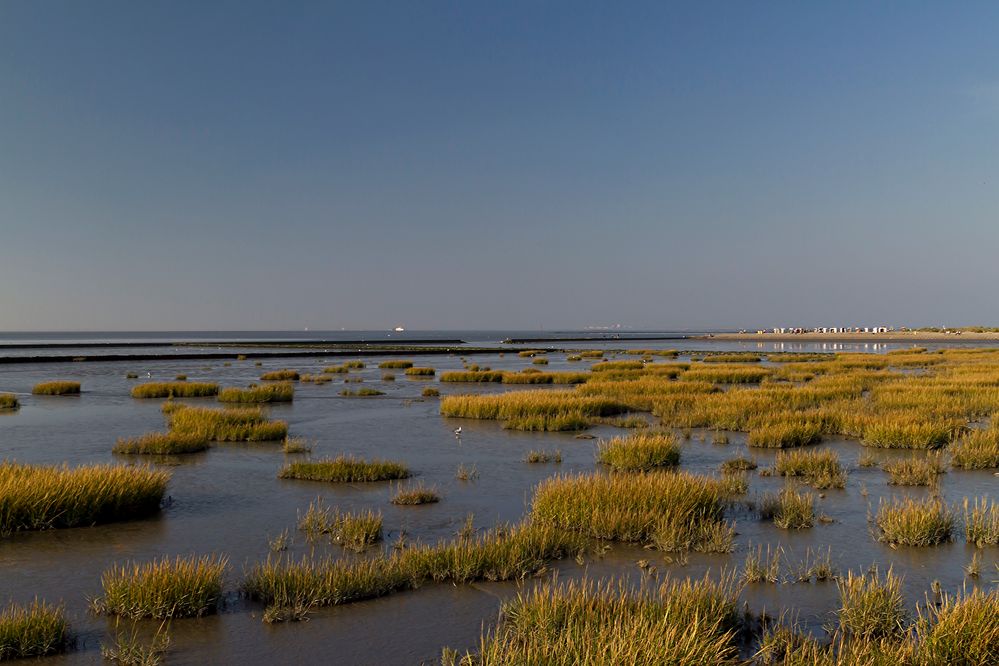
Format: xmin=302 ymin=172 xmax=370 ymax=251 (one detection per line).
xmin=166 ymin=405 xmax=288 ymax=441
xmin=130 ymin=382 xmax=219 ymax=398
xmin=0 ymin=462 xmax=169 ymax=535
xmin=31 ymin=381 xmax=81 ymax=395
xmin=596 ymin=432 xmax=680 ymax=471
xmin=278 ymin=456 xmax=410 ymax=483
xmin=113 ymin=431 xmax=210 ymax=455
xmin=242 ymin=522 xmax=586 ymax=616
xmin=92 ymin=554 xmax=228 ymax=619
xmin=217 ymin=383 xmax=294 ymax=403
xmin=260 ymin=369 xmax=299 ymax=381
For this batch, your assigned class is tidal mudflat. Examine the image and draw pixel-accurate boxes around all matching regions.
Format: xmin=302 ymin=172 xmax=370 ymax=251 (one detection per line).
xmin=0 ymin=339 xmax=997 ymax=663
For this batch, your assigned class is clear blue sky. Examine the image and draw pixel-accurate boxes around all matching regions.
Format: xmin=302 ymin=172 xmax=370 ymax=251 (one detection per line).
xmin=2 ymin=1 xmax=997 ymax=331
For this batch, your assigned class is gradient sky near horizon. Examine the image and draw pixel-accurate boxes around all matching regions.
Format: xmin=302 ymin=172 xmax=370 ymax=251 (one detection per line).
xmin=2 ymin=1 xmax=998 ymax=331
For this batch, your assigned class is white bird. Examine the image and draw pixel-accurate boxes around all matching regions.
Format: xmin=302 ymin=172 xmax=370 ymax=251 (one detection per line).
xmin=453 ymin=427 xmax=462 ymax=436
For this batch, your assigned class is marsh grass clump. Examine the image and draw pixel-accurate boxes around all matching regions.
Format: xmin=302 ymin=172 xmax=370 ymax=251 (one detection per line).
xmin=0 ymin=599 xmax=72 ymax=660
xmin=339 ymin=388 xmax=385 ymax=397
xmin=404 ymin=367 xmax=435 ymax=377
xmin=391 ymin=483 xmax=440 ymax=505
xmin=720 ymin=456 xmax=757 ymax=473
xmin=260 ymin=370 xmax=299 ymax=381
xmin=748 ymin=420 xmax=822 ymax=448
xmin=579 ymin=350 xmax=605 ymax=358
xmin=297 ymin=499 xmax=383 ymax=551
xmin=455 ymin=464 xmax=479 ymax=481
xmin=596 ymin=432 xmax=680 ymax=471
xmin=322 ymin=365 xmax=350 ymax=374
xmin=531 ymin=358 xmax=549 ymax=366
xmin=501 ymin=371 xmax=589 ymax=385
xmin=282 ymin=436 xmax=311 ymax=454
xmin=794 ymin=547 xmax=837 ymax=583
xmin=950 ymin=428 xmax=999 ymax=469
xmin=440 ymin=371 xmax=504 ymax=383
xmin=279 ymin=456 xmax=410 ymax=483
xmin=100 ymin=618 xmax=171 ymax=665
xmin=113 ymin=432 xmax=209 ymax=455
xmin=441 ymin=390 xmax=624 ymax=432
xmin=703 ymin=353 xmax=761 ymax=363
xmin=444 ymin=574 xmax=743 ymax=665
xmin=0 ymin=393 xmax=18 ymax=410
xmin=963 ymin=497 xmax=999 ymax=546
xmin=653 ymin=518 xmax=735 ymax=553
xmin=771 ymin=449 xmax=846 ymax=489
xmin=381 ymin=373 xmax=396 ymax=381
xmin=836 ymin=567 xmax=907 ymax=639
xmin=682 ymin=365 xmax=772 ymax=384
xmin=92 ymin=554 xmax=227 ymax=619
xmin=861 ymin=419 xmax=952 ymax=449
xmin=166 ymin=405 xmax=288 ymax=441
xmin=524 ymin=450 xmax=562 ymax=464
xmin=342 ymin=361 xmax=365 ymax=369
xmin=217 ymin=383 xmax=294 ymax=403
xmin=130 ymin=382 xmax=219 ymax=399
xmin=0 ymin=462 xmax=169 ymax=535
xmin=759 ymin=487 xmax=815 ymax=529
xmin=243 ymin=522 xmax=586 ymax=617
xmin=917 ymin=587 xmax=999 ymax=664
xmin=378 ymin=360 xmax=414 ymax=369
xmin=31 ymin=381 xmax=81 ymax=396
xmin=531 ymin=471 xmax=731 ymax=543
xmin=883 ymin=453 xmax=946 ymax=485
xmin=174 ymin=374 xmax=187 ymax=381
xmin=876 ymin=496 xmax=953 ymax=546
xmin=422 ymin=387 xmax=441 ymax=397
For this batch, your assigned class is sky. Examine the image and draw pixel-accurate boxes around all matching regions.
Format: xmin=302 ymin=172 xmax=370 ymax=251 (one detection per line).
xmin=1 ymin=1 xmax=998 ymax=332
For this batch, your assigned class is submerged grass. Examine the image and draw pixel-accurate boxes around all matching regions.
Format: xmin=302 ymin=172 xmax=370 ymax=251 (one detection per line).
xmin=31 ymin=381 xmax=81 ymax=396
xmin=0 ymin=462 xmax=169 ymax=535
xmin=92 ymin=554 xmax=228 ymax=619
xmin=130 ymin=382 xmax=218 ymax=399
xmin=0 ymin=600 xmax=72 ymax=660
xmin=596 ymin=432 xmax=680 ymax=471
xmin=278 ymin=456 xmax=410 ymax=483
xmin=217 ymin=383 xmax=294 ymax=403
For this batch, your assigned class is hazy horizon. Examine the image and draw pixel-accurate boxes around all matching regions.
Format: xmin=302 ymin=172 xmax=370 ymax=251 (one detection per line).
xmin=3 ymin=1 xmax=998 ymax=331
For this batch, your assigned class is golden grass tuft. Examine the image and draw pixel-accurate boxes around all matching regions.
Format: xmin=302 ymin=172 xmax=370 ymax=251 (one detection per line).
xmin=876 ymin=496 xmax=953 ymax=546
xmin=260 ymin=369 xmax=299 ymax=381
xmin=771 ymin=448 xmax=846 ymax=488
xmin=130 ymin=382 xmax=218 ymax=399
xmin=390 ymin=482 xmax=440 ymax=505
xmin=963 ymin=497 xmax=999 ymax=546
xmin=0 ymin=600 xmax=72 ymax=659
xmin=0 ymin=393 xmax=19 ymax=410
xmin=378 ymin=360 xmax=414 ymax=369
xmin=759 ymin=487 xmax=815 ymax=529
xmin=31 ymin=381 xmax=81 ymax=396
xmin=596 ymin=432 xmax=680 ymax=471
xmin=404 ymin=367 xmax=436 ymax=376
xmin=166 ymin=405 xmax=288 ymax=441
xmin=279 ymin=456 xmax=410 ymax=483
xmin=92 ymin=554 xmax=227 ymax=618
xmin=883 ymin=453 xmax=946 ymax=485
xmin=950 ymin=428 xmax=999 ymax=469
xmin=217 ymin=383 xmax=294 ymax=403
xmin=113 ymin=431 xmax=209 ymax=455
xmin=0 ymin=462 xmax=169 ymax=535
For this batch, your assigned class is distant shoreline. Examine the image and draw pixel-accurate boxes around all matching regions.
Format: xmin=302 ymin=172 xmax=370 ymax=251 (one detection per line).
xmin=698 ymin=331 xmax=999 ymax=342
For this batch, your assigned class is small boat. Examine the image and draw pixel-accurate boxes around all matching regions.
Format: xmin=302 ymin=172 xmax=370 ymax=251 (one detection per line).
xmin=393 ymin=326 xmax=405 ymax=332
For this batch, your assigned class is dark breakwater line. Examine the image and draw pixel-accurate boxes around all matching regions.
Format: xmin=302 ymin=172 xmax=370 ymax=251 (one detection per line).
xmin=0 ymin=347 xmax=536 ymax=365
xmin=0 ymin=339 xmax=465 ymax=350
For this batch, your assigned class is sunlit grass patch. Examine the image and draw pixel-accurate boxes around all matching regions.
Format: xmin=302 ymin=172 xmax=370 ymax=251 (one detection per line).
xmin=591 ymin=360 xmax=645 ymax=372
xmin=883 ymin=453 xmax=945 ymax=485
xmin=963 ymin=497 xmax=999 ymax=547
xmin=113 ymin=432 xmax=209 ymax=455
xmin=742 ymin=544 xmax=782 ymax=583
xmin=771 ymin=448 xmax=846 ymax=488
xmin=322 ymin=365 xmax=350 ymax=374
xmin=441 ymin=390 xmax=625 ymax=422
xmin=950 ymin=428 xmax=999 ymax=469
xmin=748 ymin=420 xmax=822 ymax=448
xmin=759 ymin=487 xmax=815 ymax=529
xmin=518 ymin=350 xmax=545 ymax=357
xmin=682 ymin=365 xmax=772 ymax=384
xmin=876 ymin=496 xmax=953 ymax=546
xmin=390 ymin=482 xmax=440 ymax=505
xmin=422 ymin=387 xmax=440 ymax=397
xmin=503 ymin=414 xmax=591 ymax=431
xmin=342 ymin=361 xmax=365 ymax=369
xmin=404 ymin=367 xmax=435 ymax=376
xmin=530 ymin=471 xmax=731 ymax=543
xmin=720 ymin=456 xmax=757 ymax=473
xmin=218 ymin=382 xmax=294 ymax=403
xmin=31 ymin=381 xmax=81 ymax=396
xmin=596 ymin=432 xmax=680 ymax=471
xmin=702 ymin=353 xmax=761 ymax=363
xmin=92 ymin=554 xmax=227 ymax=619
xmin=167 ymin=405 xmax=288 ymax=441
xmin=444 ymin=574 xmax=743 ymax=665
xmin=861 ymin=419 xmax=953 ymax=449
xmin=531 ymin=358 xmax=549 ymax=366
xmin=130 ymin=382 xmax=219 ymax=398
xmin=579 ymin=350 xmax=604 ymax=358
xmin=260 ymin=369 xmax=299 ymax=381
xmin=0 ymin=393 xmax=18 ymax=410
xmin=0 ymin=599 xmax=72 ymax=660
xmin=917 ymin=586 xmax=999 ymax=664
xmin=836 ymin=567 xmax=907 ymax=639
xmin=279 ymin=456 xmax=410 ymax=483
xmin=440 ymin=371 xmax=504 ymax=383
xmin=0 ymin=462 xmax=168 ymax=535
xmin=502 ymin=371 xmax=589 ymax=385
xmin=378 ymin=360 xmax=413 ymax=369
